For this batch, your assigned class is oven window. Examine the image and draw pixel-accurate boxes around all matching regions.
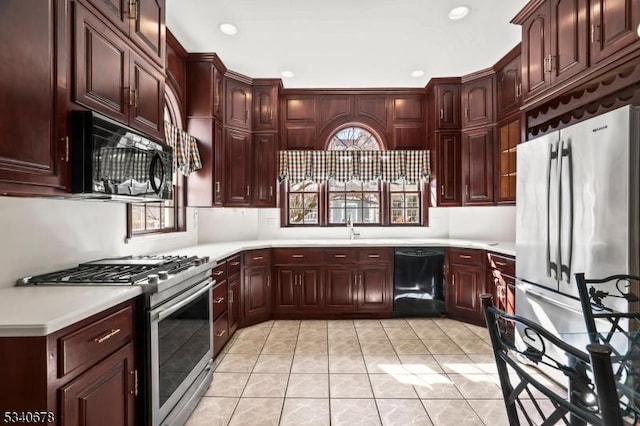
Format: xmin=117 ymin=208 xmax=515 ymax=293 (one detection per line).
xmin=157 ymin=290 xmax=210 ymax=407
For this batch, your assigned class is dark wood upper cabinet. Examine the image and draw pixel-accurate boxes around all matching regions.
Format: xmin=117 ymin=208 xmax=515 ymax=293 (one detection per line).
xmin=496 ymin=53 xmax=522 ymax=120
xmin=495 ymin=119 xmax=520 ymax=204
xmin=252 ymin=134 xmax=276 ymax=207
xmin=253 ymin=84 xmax=278 ymax=131
xmin=130 ymin=0 xmax=165 ymax=66
xmin=521 ymin=9 xmax=552 ymax=98
xmin=129 ymin=51 xmax=164 ymax=139
xmin=462 ymin=74 xmax=495 ymax=128
xmin=436 ymin=133 xmax=462 ymax=207
xmin=462 ymin=127 xmax=494 ymax=205
xmin=224 ymin=128 xmax=252 ymax=206
xmin=86 ymin=0 xmax=129 ymax=34
xmin=213 ymin=121 xmax=224 ymax=205
xmin=0 ymin=0 xmax=69 ymax=195
xmin=213 ymin=67 xmax=224 ymax=119
xmin=591 ymin=0 xmax=640 ymax=63
xmin=435 ymin=84 xmax=461 ymax=129
xmin=225 ymin=78 xmax=252 ymax=130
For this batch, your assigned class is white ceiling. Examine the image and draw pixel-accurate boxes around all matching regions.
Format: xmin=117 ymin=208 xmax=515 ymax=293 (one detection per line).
xmin=166 ymin=0 xmax=528 ymax=89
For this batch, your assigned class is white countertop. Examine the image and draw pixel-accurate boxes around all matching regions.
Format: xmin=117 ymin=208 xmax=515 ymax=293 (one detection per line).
xmin=0 ymin=238 xmax=513 ymax=337
xmin=0 ymin=286 xmax=141 ymax=337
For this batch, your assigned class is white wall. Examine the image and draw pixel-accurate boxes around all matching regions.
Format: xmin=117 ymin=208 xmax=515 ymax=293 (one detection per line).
xmin=448 ymin=206 xmax=516 ymax=242
xmin=0 ymin=197 xmax=198 ymax=289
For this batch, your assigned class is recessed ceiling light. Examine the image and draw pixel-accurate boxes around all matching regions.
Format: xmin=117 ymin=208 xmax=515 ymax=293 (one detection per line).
xmin=449 ymin=6 xmax=470 ymax=20
xmin=281 ymin=71 xmax=294 ymax=78
xmin=220 ymin=23 xmax=238 ymax=35
xmin=410 ymin=70 xmax=425 ymax=78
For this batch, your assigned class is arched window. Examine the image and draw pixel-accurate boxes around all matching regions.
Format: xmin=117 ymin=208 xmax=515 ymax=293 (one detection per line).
xmin=327 ymin=127 xmax=381 ymax=151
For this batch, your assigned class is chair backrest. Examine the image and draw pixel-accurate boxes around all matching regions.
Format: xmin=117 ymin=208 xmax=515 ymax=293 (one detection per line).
xmin=480 ymin=294 xmax=623 ymax=425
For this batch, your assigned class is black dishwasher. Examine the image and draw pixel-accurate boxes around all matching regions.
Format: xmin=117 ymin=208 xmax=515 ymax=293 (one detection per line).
xmin=393 ymin=247 xmax=446 ymax=317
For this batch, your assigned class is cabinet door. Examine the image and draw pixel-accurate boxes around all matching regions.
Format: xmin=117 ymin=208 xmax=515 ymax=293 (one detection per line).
xmin=73 ymin=3 xmax=129 ymax=124
xmin=129 ymin=51 xmax=164 ymax=140
xmin=253 ymin=85 xmax=278 ymax=131
xmin=324 ymin=266 xmax=357 ymax=311
xmin=60 ymin=343 xmax=135 ymax=426
xmin=213 ymin=67 xmax=223 ymax=119
xmin=462 ymin=127 xmax=494 ymax=205
xmin=213 ymin=120 xmax=224 ymax=205
xmin=224 ymin=128 xmax=252 ymax=206
xmin=0 ymin=0 xmax=68 ymax=195
xmin=299 ymin=267 xmax=323 ymax=310
xmin=274 ymin=267 xmax=297 ymax=313
xmin=522 ymin=5 xmax=552 ymax=98
xmin=358 ymin=265 xmax=391 ymax=312
xmin=227 ymin=273 xmax=241 ymax=335
xmin=435 ymin=84 xmax=461 ymax=129
xmin=496 ymin=55 xmax=522 ymax=119
xmin=591 ymin=0 xmax=640 ymax=63
xmin=252 ymin=134 xmax=276 ymax=207
xmin=87 ymin=0 xmax=129 ymax=34
xmin=462 ymin=76 xmax=494 ymax=128
xmin=448 ymin=265 xmax=484 ymax=323
xmin=130 ymin=0 xmax=165 ymax=66
xmin=496 ymin=120 xmax=520 ymax=204
xmin=225 ymin=79 xmax=252 ymax=129
xmin=243 ymin=266 xmax=271 ymax=323
xmin=550 ymin=0 xmax=588 ymax=85
xmin=436 ymin=133 xmax=462 ymax=206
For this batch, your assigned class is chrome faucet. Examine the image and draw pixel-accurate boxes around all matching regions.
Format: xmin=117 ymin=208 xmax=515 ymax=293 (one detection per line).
xmin=347 ymin=214 xmax=360 ymax=240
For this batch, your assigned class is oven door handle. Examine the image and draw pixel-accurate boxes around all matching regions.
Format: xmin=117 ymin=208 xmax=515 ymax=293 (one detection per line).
xmin=155 ymin=278 xmax=213 ymax=321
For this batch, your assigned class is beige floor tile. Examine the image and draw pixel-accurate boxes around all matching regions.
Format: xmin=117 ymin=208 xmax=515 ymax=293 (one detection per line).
xmin=272 ymin=320 xmax=300 ymax=328
xmin=280 ymin=398 xmax=330 ymax=426
xmin=455 ymin=339 xmax=493 ymax=354
xmin=447 ymin=373 xmax=503 ymax=399
xmin=363 ymin=355 xmax=405 ymax=374
xmin=226 ymin=339 xmax=265 ymax=355
xmin=369 ymin=373 xmax=419 ymax=399
xmin=412 ymin=327 xmax=448 ymax=340
xmin=298 ymin=319 xmax=327 ymax=329
xmin=421 ymin=340 xmax=463 ymax=355
xmin=360 ymin=340 xmax=395 ymax=356
xmin=235 ymin=327 xmax=270 ymax=341
xmin=185 ymin=396 xmax=238 ymax=426
xmin=330 ymin=399 xmax=381 ymax=426
xmin=354 ymin=319 xmax=382 ymax=328
xmin=327 ymin=320 xmax=355 ymax=329
xmin=406 ymin=318 xmax=437 ymax=328
xmin=205 ymin=373 xmax=249 ymax=397
xmin=267 ymin=326 xmax=299 ymax=340
xmin=261 ymin=339 xmax=296 ymax=355
xmin=413 ymin=374 xmax=464 ymax=399
xmin=391 ymin=339 xmax=428 ymax=355
xmin=433 ymin=354 xmax=483 ymax=374
xmin=444 ymin=328 xmax=481 ymax=341
xmin=297 ymin=328 xmax=328 ymax=341
xmin=328 ymin=339 xmax=362 ymax=355
xmin=356 ymin=327 xmax=390 ymax=340
xmin=241 ymin=373 xmax=289 ymax=397
xmin=377 ymin=399 xmax=433 ymax=426
xmin=286 ymin=373 xmax=329 ymax=398
xmin=214 ymin=354 xmax=258 ymax=373
xmin=329 ymin=373 xmax=374 ymax=398
xmin=467 ymin=354 xmax=498 ymax=374
xmin=228 ymin=397 xmax=283 ymax=426
xmin=385 ymin=327 xmax=419 ymax=340
xmin=248 ymin=320 xmax=273 ymax=328
xmin=252 ymin=354 xmax=293 ymax=373
xmin=328 ymin=328 xmax=358 ymax=340
xmin=329 ymin=355 xmax=367 ymax=373
xmin=467 ymin=399 xmax=509 ymax=426
xmin=380 ymin=319 xmax=409 ymax=328
xmin=433 ymin=319 xmax=469 ymax=330
xmin=397 ymin=354 xmax=444 ymax=374
xmin=421 ymin=399 xmax=483 ymax=426
xmin=295 ymin=339 xmax=328 ymax=355
xmin=291 ymin=354 xmax=329 ymax=373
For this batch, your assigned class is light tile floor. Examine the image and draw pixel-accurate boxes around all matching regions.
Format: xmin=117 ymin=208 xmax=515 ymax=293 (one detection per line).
xmin=186 ymin=318 xmax=509 ymax=426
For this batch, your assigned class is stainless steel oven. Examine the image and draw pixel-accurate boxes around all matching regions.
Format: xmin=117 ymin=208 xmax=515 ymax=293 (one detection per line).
xmin=148 ymin=277 xmax=213 ymax=426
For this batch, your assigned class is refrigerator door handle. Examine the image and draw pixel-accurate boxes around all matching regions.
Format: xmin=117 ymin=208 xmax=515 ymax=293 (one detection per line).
xmin=547 ymin=142 xmax=559 ymax=279
xmin=559 ymin=140 xmax=574 ymax=283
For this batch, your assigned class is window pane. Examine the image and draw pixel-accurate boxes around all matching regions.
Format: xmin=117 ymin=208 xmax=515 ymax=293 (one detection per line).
xmin=131 ymin=205 xmax=145 ymax=232
xmin=363 ymin=193 xmax=380 ymax=208
xmin=291 ymin=181 xmax=318 ymax=192
xmin=362 ymin=181 xmax=379 ymax=191
xmin=406 ymin=208 xmax=420 ymax=223
xmin=329 ymin=209 xmax=346 ymax=224
xmin=345 ymin=193 xmax=363 ymax=208
xmin=289 ymin=209 xmax=304 ymax=224
xmin=389 ymin=182 xmax=404 ymax=191
xmin=289 ymin=193 xmax=303 ymax=208
xmin=328 ymin=180 xmax=345 ymax=191
xmin=391 ymin=209 xmax=404 ymax=224
xmin=406 ymin=194 xmax=419 ymax=208
xmin=363 ymin=208 xmax=380 ymax=223
xmin=146 ymin=205 xmax=161 ymax=230
xmin=328 ymin=193 xmax=345 ymax=208
xmin=390 ymin=194 xmax=403 ymax=208
xmin=345 ymin=181 xmax=362 ymax=191
xmin=303 ymin=193 xmax=318 ymax=208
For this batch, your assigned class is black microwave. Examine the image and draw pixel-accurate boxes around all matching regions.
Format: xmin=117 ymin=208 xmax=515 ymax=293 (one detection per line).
xmin=71 ymin=111 xmax=173 ymax=201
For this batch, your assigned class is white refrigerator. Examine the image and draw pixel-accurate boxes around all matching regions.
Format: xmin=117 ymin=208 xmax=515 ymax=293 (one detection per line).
xmin=515 ymin=105 xmax=640 ymax=338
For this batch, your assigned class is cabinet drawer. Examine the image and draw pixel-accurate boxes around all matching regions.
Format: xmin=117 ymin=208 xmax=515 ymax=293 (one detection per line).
xmin=274 ymin=248 xmax=323 ymax=264
xmin=487 ymin=252 xmax=515 ymax=277
xmin=212 ymin=281 xmax=228 ymax=320
xmin=58 ymin=305 xmax=133 ymax=377
xmin=324 ymin=249 xmax=357 ymax=263
xmin=227 ymin=255 xmax=241 ymax=275
xmin=243 ymin=249 xmax=271 ymax=267
xmin=211 ymin=262 xmax=227 ymax=283
xmin=358 ymin=248 xmax=392 ymax=263
xmin=213 ymin=312 xmax=230 ymax=356
xmin=448 ymin=248 xmax=483 ymax=266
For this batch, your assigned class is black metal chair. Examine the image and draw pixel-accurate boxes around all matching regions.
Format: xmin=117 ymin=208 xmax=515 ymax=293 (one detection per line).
xmin=575 ymin=272 xmax=640 ymax=423
xmin=480 ymin=294 xmax=623 ymax=425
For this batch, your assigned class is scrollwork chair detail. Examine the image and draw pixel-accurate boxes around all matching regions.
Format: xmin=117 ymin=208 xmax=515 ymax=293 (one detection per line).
xmin=480 ymin=294 xmax=623 ymax=425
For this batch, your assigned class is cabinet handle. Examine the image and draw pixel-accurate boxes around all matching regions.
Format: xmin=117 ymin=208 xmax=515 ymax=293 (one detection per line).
xmin=131 ymin=369 xmax=139 ymax=396
xmin=464 ymin=108 xmax=468 ymax=118
xmin=230 ymin=261 xmax=240 ymax=266
xmin=228 ymin=289 xmax=234 ymax=303
xmin=215 ymin=181 xmax=221 ymax=194
xmin=543 ymin=57 xmax=549 ymax=73
xmin=548 ymin=55 xmax=556 ymax=72
xmin=359 ymin=274 xmax=363 ymax=287
xmin=246 ymin=185 xmax=250 ymax=197
xmin=269 ymin=186 xmax=273 ymax=199
xmin=368 ymin=254 xmax=380 ymax=258
xmin=94 ymin=328 xmax=121 ymax=343
xmin=213 ymin=270 xmax=224 ymax=276
xmin=292 ymin=254 xmax=304 ymax=258
xmin=216 ymin=329 xmax=227 ymax=337
xmin=214 ymin=297 xmax=225 ymax=304
xmin=495 ymin=261 xmax=507 ymax=267
xmin=128 ymin=0 xmax=137 ymax=20
xmin=267 ymin=276 xmax=270 ymax=288
xmin=64 ymin=136 xmax=69 ymax=162
xmin=253 ymin=256 xmax=264 ymax=260
xmin=516 ymin=84 xmax=522 ymax=97
xmin=439 ymin=108 xmax=444 ymax=120
xmin=452 ymin=275 xmax=455 ymax=286
xmin=465 ymin=185 xmax=469 ymax=196
xmin=440 ymin=185 xmax=444 ymax=196
xmin=591 ymin=24 xmax=600 ymax=43
xmin=459 ymin=255 xmax=472 ymax=259
xmin=294 ymin=275 xmax=298 ymax=286
xmin=334 ymin=254 xmax=347 ymax=258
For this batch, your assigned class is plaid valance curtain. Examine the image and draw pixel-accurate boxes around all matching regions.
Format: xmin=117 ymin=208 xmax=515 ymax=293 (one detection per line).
xmin=164 ymin=121 xmax=203 ymax=176
xmin=278 ymin=150 xmax=430 ymax=184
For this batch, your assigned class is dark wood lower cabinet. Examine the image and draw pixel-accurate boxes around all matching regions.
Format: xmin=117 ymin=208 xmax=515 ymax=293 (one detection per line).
xmin=228 ymin=272 xmax=241 ymax=335
xmin=358 ymin=266 xmax=392 ymax=312
xmin=446 ymin=248 xmax=486 ymax=325
xmin=60 ymin=343 xmax=136 ymax=426
xmin=273 ymin=265 xmax=323 ymax=313
xmin=324 ymin=266 xmax=358 ymax=311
